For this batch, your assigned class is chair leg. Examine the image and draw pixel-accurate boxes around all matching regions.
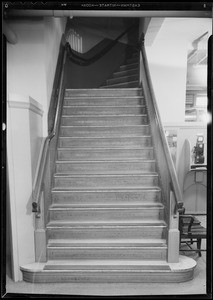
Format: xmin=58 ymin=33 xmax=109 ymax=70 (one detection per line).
xmin=197 ymin=238 xmax=202 ymax=257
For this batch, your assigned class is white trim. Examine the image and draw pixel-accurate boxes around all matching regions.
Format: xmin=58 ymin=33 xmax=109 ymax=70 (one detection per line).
xmin=7 ymin=94 xmax=43 ymax=116
xmin=6 ymin=107 xmax=21 ymax=282
xmin=163 ymin=122 xmax=207 ymax=129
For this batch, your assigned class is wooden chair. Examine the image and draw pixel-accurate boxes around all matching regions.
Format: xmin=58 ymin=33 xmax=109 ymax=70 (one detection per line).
xmin=179 ymin=211 xmax=206 ymax=257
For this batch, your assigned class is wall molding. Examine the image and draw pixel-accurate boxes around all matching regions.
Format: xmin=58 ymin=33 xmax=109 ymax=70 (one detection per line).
xmin=8 ymin=94 xmax=43 ymax=116
xmin=163 ymin=122 xmax=207 ymax=129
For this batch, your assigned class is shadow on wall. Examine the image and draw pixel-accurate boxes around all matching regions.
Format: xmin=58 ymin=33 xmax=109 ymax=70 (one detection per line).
xmin=64 ymin=41 xmax=136 ymax=89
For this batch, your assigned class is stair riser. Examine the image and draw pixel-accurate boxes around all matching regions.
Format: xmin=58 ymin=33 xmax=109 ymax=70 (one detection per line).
xmin=57 ymin=149 xmax=154 ymax=161
xmin=52 ymin=190 xmax=161 ymax=205
xmin=60 ymin=126 xmax=150 ymax=137
xmin=104 ymin=81 xmax=139 ymax=88
xmin=47 ymin=227 xmax=166 ymax=240
xmin=58 ymin=137 xmax=152 ymax=148
xmin=22 ymin=270 xmax=195 ymax=283
xmin=113 ymin=69 xmax=139 ymax=79
xmin=61 ymin=115 xmax=148 ymax=126
xmin=54 ymin=175 xmax=158 ymax=188
xmin=63 ymin=106 xmax=146 ymax=115
xmin=64 ymin=97 xmax=144 ymax=106
xmin=107 ymin=75 xmax=138 ymax=85
xmin=65 ymin=89 xmax=141 ymax=97
xmin=56 ymin=161 xmax=155 ymax=174
xmin=47 ymin=248 xmax=167 ymax=260
xmin=49 ymin=208 xmax=164 ymax=222
xmin=119 ymin=63 xmax=138 ymax=71
xmin=22 ymin=269 xmax=194 ymax=283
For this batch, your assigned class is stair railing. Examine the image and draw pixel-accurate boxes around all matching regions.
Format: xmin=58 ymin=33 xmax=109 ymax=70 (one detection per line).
xmin=139 ymin=36 xmax=184 ymax=263
xmin=32 ymin=47 xmax=67 ymax=218
xmin=65 ymin=24 xmax=138 ymax=66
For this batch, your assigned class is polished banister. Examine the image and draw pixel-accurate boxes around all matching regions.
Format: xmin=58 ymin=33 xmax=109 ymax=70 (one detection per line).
xmin=139 ymin=37 xmax=183 ymax=215
xmin=32 ymin=48 xmax=67 ymax=217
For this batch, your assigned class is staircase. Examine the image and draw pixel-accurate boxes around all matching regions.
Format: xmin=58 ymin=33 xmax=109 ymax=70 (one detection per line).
xmin=21 ymin=51 xmax=196 ymax=283
xmin=101 ymin=51 xmax=139 ymax=88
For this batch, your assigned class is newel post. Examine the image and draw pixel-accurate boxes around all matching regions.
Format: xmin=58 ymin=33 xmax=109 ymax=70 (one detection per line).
xmin=167 ymin=191 xmax=180 ymax=263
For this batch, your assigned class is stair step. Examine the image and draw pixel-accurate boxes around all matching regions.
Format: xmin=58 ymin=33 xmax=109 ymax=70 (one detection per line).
xmin=64 ymin=96 xmax=144 ymax=106
xmin=61 ymin=115 xmax=148 ymax=126
xmin=21 ymin=256 xmax=196 ymax=283
xmin=55 ymin=160 xmax=155 ymax=174
xmin=53 ymin=173 xmax=159 ymax=189
xmin=47 ymin=220 xmax=167 ymax=240
xmin=62 ymin=105 xmax=146 ymax=115
xmin=119 ymin=63 xmax=138 ymax=72
xmin=58 ymin=136 xmax=152 ymax=148
xmin=51 ymin=188 xmax=161 ymax=205
xmin=59 ymin=125 xmax=150 ymax=137
xmin=107 ymin=74 xmax=138 ymax=85
xmin=126 ymin=57 xmax=139 ymax=64
xmin=51 ymin=202 xmax=163 ymax=209
xmin=65 ymin=88 xmax=141 ymax=97
xmin=44 ymin=259 xmax=170 ymax=270
xmin=49 ymin=205 xmax=164 ymax=222
xmin=112 ymin=68 xmax=139 ymax=79
xmin=57 ymin=148 xmax=154 ymax=160
xmin=47 ymin=238 xmax=167 ymax=247
xmin=102 ymin=81 xmax=139 ymax=88
xmin=47 ymin=247 xmax=167 ymax=260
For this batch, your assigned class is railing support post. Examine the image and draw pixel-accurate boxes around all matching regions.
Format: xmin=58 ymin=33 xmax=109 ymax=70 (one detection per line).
xmin=34 ymin=191 xmax=46 ymax=262
xmin=168 ymin=191 xmax=180 ymax=263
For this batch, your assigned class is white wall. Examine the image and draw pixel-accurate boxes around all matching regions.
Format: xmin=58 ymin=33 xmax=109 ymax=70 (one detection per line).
xmin=7 ymin=94 xmax=43 ymax=281
xmin=143 ymin=18 xmax=209 ymax=198
xmin=144 ymin=18 xmax=211 ymax=123
xmin=7 ymin=17 xmax=66 ymax=135
xmin=6 ymin=17 xmax=66 ymax=281
xmin=7 ymin=20 xmax=47 ymax=133
xmin=145 ymin=32 xmax=188 ymax=123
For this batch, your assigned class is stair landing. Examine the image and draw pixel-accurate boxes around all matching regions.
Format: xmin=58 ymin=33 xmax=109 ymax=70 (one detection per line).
xmin=21 ymin=256 xmax=196 ymax=283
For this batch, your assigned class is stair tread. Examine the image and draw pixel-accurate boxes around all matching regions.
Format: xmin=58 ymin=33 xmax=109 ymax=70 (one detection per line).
xmin=64 ymin=96 xmax=142 ymax=99
xmin=56 ymin=159 xmax=155 ymax=163
xmin=45 ymin=259 xmax=169 ymax=266
xmin=59 ymin=136 xmax=151 ymax=139
xmin=113 ymin=68 xmax=139 ymax=76
xmin=62 ymin=114 xmax=146 ymax=117
xmin=52 ymin=187 xmax=161 ymax=192
xmin=60 ymin=125 xmax=148 ymax=127
xmin=49 ymin=203 xmax=164 ymax=210
xmin=47 ymin=220 xmax=166 ymax=227
xmin=120 ymin=63 xmax=138 ymax=68
xmin=65 ymin=88 xmax=140 ymax=91
xmin=63 ymin=105 xmax=145 ymax=108
xmin=54 ymin=173 xmax=158 ymax=177
xmin=57 ymin=147 xmax=153 ymax=150
xmin=50 ymin=203 xmax=163 ymax=209
xmin=107 ymin=74 xmax=138 ymax=81
xmin=47 ymin=238 xmax=167 ymax=246
xmin=102 ymin=81 xmax=139 ymax=88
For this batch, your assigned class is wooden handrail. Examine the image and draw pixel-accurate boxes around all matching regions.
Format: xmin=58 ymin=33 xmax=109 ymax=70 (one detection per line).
xmin=140 ymin=38 xmax=183 ymax=215
xmin=32 ymin=48 xmax=67 ymax=217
